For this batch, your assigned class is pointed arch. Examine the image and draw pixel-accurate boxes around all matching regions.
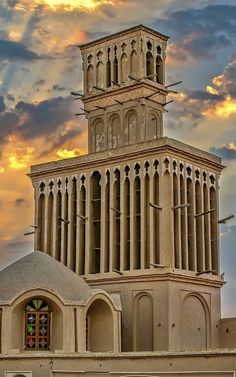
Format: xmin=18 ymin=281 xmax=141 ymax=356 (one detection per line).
xmin=87 ymin=64 xmax=95 ymax=93
xmin=121 ymin=53 xmax=128 ymax=83
xmin=96 ymin=61 xmax=104 ymax=88
xmin=130 ymin=50 xmax=138 ymax=79
xmin=134 ymin=293 xmax=153 ymax=351
xmin=156 ymin=55 xmax=163 ymax=84
xmin=146 ymin=51 xmax=154 ymax=80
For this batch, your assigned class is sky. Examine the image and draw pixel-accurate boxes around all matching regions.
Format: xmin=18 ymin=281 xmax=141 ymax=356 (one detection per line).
xmin=0 ymin=0 xmax=236 ymax=317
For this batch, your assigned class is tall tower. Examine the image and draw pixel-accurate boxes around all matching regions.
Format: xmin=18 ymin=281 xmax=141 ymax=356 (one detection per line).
xmin=30 ymin=25 xmax=224 ymax=354
xmin=79 ymin=25 xmax=168 ymax=152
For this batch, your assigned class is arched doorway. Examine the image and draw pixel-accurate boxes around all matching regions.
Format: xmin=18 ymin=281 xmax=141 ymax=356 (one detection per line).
xmin=86 ymin=299 xmax=114 ymax=351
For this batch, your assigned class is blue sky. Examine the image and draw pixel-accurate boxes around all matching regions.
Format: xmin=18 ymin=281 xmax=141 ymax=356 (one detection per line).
xmin=0 ymin=0 xmax=235 ymax=317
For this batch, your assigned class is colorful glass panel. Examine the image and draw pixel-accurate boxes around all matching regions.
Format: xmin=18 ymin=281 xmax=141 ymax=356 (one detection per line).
xmin=25 ymin=299 xmax=50 ymax=350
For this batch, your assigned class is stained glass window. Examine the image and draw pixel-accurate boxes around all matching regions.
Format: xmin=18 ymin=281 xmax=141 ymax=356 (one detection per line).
xmin=25 ymin=299 xmax=50 ymax=350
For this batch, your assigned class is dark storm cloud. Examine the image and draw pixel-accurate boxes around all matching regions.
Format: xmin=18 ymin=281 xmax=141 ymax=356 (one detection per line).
xmin=0 ymin=96 xmax=6 ymax=113
xmin=0 ymin=39 xmax=39 ymax=61
xmin=219 ymin=59 xmax=236 ymax=99
xmin=15 ymin=96 xmax=73 ymax=139
xmin=154 ymin=5 xmax=236 ymax=60
xmin=0 ymin=96 xmax=79 ymax=145
xmin=209 ymin=145 xmax=236 ymax=160
xmin=52 ymin=84 xmax=67 ymax=92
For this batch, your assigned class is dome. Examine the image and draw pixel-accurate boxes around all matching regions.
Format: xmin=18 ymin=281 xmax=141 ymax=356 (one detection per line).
xmin=0 ymin=251 xmax=92 ymax=303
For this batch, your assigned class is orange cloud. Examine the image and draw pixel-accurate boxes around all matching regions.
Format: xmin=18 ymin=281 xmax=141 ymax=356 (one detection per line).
xmin=16 ymin=0 xmax=113 ymax=12
xmin=57 ymin=147 xmax=86 ymax=159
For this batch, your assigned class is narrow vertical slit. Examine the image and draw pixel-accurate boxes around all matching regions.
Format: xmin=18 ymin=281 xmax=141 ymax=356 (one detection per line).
xmin=134 ymin=175 xmax=141 ymax=269
xmin=173 ymin=173 xmax=179 ymax=268
xmin=91 ymin=172 xmax=101 ymax=273
xmin=204 ymin=184 xmax=210 ymax=270
xmin=124 ymin=177 xmax=130 ymax=270
xmin=153 ymin=172 xmax=160 ymax=264
xmin=71 ymin=178 xmax=77 ymax=271
xmin=47 ymin=192 xmax=54 ymax=256
xmin=144 ymin=174 xmax=150 ymax=268
xmin=180 ymin=175 xmax=187 ymax=269
xmin=63 ymin=189 xmax=69 ymax=265
xmin=210 ymin=187 xmax=218 ymax=271
xmin=187 ymin=178 xmax=194 ymax=270
xmin=79 ymin=184 xmax=86 ymax=275
xmin=105 ymin=171 xmax=110 ymax=272
xmin=55 ymin=190 xmax=62 ymax=261
xmin=38 ymin=193 xmax=45 ymax=252
xmin=114 ymin=169 xmax=121 ymax=270
xmin=195 ymin=181 xmax=203 ymax=271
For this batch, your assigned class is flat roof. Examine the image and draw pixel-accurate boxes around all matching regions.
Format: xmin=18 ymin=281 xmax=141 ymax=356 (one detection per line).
xmin=79 ymin=24 xmax=169 ymax=50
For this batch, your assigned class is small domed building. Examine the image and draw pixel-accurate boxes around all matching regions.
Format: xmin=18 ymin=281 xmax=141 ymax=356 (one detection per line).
xmin=1 ymin=25 xmax=236 ymax=377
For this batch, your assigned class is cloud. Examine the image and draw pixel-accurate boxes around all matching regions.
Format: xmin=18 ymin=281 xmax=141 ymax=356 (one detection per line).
xmin=155 ymin=5 xmax=236 ymax=61
xmin=210 ymin=143 xmax=236 ymax=161
xmin=0 ymin=39 xmax=39 ymax=61
xmin=34 ymin=79 xmax=45 ymax=87
xmin=0 ymin=97 xmax=6 ymax=113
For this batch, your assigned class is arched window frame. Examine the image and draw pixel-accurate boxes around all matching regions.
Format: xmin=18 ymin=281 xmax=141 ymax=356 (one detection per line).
xmin=25 ymin=298 xmax=51 ymax=351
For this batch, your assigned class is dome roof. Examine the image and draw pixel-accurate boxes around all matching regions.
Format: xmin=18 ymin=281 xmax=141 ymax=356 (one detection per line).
xmin=0 ymin=251 xmax=92 ymax=303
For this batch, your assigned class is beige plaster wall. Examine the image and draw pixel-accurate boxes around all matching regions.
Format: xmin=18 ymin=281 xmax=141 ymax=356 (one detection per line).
xmin=220 ymin=317 xmax=236 ymax=348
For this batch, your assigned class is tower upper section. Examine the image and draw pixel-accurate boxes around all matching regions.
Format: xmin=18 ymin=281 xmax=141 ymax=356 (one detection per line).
xmin=79 ymin=25 xmax=169 ymax=153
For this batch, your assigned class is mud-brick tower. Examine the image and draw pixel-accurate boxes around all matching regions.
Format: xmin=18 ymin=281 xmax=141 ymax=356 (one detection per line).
xmin=30 ymin=25 xmax=224 ymax=353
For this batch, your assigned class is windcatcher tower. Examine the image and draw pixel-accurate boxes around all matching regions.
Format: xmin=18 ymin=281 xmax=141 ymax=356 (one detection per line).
xmin=79 ymin=25 xmax=168 ymax=152
xmin=30 ymin=25 xmax=225 ymax=353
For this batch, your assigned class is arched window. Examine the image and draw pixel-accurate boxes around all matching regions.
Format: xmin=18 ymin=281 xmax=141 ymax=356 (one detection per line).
xmin=25 ymin=299 xmax=50 ymax=350
xmin=121 ymin=53 xmax=128 ymax=83
xmin=156 ymin=55 xmax=163 ymax=84
xmin=96 ymin=62 xmax=104 ymax=89
xmin=146 ymin=51 xmax=154 ymax=80
xmin=130 ymin=50 xmax=138 ymax=79
xmin=87 ymin=64 xmax=95 ymax=93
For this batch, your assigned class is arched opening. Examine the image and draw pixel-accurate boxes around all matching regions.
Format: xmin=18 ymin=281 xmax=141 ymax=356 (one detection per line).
xmin=55 ymin=190 xmax=62 ymax=261
xmin=121 ymin=53 xmax=128 ymax=83
xmin=96 ymin=62 xmax=104 ymax=89
xmin=113 ymin=169 xmax=120 ymax=270
xmin=113 ymin=56 xmax=118 ymax=84
xmin=47 ymin=191 xmax=54 ymax=256
xmin=156 ymin=55 xmax=163 ymax=84
xmin=127 ymin=111 xmax=137 ymax=145
xmin=195 ymin=181 xmax=203 ymax=272
xmin=144 ymin=174 xmax=150 ymax=268
xmin=124 ymin=177 xmax=130 ymax=270
xmin=173 ymin=173 xmax=180 ymax=268
xmin=187 ymin=178 xmax=195 ymax=270
xmin=87 ymin=64 xmax=95 ymax=93
xmin=70 ymin=177 xmax=77 ymax=271
xmin=210 ymin=187 xmax=218 ymax=271
xmin=86 ymin=299 xmax=114 ymax=352
xmin=111 ymin=115 xmax=121 ymax=148
xmin=180 ymin=175 xmax=187 ymax=269
xmin=106 ymin=60 xmax=111 ymax=87
xmin=91 ymin=172 xmax=101 ymax=273
xmin=146 ymin=51 xmax=154 ymax=80
xmin=79 ymin=184 xmax=86 ymax=275
xmin=38 ymin=193 xmax=45 ymax=252
xmin=94 ymin=119 xmax=105 ymax=152
xmin=135 ymin=293 xmax=153 ymax=351
xmin=146 ymin=112 xmax=159 ymax=140
xmin=134 ymin=174 xmax=141 ymax=269
xmin=105 ymin=171 xmax=110 ymax=272
xmin=181 ymin=295 xmax=208 ymax=351
xmin=153 ymin=171 xmax=160 ymax=264
xmin=204 ymin=184 xmax=210 ymax=270
xmin=130 ymin=50 xmax=138 ymax=79
xmin=25 ymin=299 xmax=50 ymax=350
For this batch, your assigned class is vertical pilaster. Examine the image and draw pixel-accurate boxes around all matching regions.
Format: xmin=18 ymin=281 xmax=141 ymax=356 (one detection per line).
xmin=44 ymin=182 xmax=49 ymax=254
xmin=67 ymin=179 xmax=73 ymax=268
xmin=109 ymin=169 xmax=115 ymax=271
xmin=149 ymin=162 xmax=155 ymax=266
xmin=120 ymin=166 xmax=125 ymax=271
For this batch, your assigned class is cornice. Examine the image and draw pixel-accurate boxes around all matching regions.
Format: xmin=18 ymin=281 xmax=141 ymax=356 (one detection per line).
xmin=29 ymin=138 xmax=224 ymax=180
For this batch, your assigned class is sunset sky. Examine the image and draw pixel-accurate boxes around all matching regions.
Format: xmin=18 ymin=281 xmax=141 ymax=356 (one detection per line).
xmin=0 ymin=0 xmax=236 ymax=316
